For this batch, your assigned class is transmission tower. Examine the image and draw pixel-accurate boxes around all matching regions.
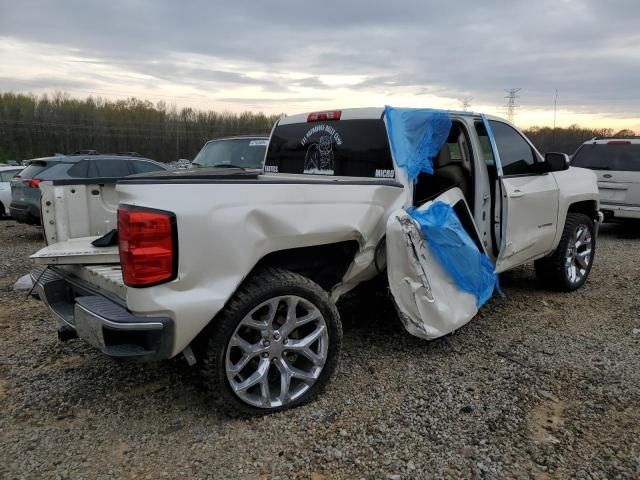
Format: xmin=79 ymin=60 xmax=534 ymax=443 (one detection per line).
xmin=504 ymin=88 xmax=521 ymax=123
xmin=461 ymin=98 xmax=473 ymax=112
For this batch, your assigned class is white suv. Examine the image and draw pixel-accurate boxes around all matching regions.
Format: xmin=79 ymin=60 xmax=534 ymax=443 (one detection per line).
xmin=572 ymin=137 xmax=640 ymax=221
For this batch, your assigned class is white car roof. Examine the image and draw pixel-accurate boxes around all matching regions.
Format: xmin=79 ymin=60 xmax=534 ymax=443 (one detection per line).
xmin=0 ymin=165 xmax=22 ymax=171
xmin=583 ymin=138 xmax=640 ymax=145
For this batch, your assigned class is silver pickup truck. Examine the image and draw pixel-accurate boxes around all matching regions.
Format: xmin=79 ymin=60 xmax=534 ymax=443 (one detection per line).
xmin=31 ymin=107 xmax=601 ymax=414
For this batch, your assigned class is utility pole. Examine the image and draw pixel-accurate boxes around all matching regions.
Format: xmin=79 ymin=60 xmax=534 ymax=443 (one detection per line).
xmin=461 ymin=98 xmax=472 ymax=112
xmin=176 ymin=116 xmax=179 ymax=160
xmin=504 ymin=88 xmax=521 ymax=124
xmin=553 ymin=89 xmax=558 ymax=130
xmin=552 ymin=89 xmax=559 ymax=149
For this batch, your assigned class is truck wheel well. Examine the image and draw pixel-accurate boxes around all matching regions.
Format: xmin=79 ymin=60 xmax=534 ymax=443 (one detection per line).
xmin=251 ymin=241 xmax=360 ymax=291
xmin=567 ymin=200 xmax=598 ymax=221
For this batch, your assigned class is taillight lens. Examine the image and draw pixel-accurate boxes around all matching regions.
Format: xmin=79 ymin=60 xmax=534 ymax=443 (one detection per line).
xmin=118 ymin=205 xmax=178 ymax=287
xmin=23 ymin=179 xmax=41 ymax=188
xmin=307 ymin=110 xmax=341 ymax=122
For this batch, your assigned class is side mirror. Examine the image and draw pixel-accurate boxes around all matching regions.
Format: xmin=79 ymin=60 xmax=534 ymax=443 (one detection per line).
xmin=544 ymin=152 xmax=570 ymax=172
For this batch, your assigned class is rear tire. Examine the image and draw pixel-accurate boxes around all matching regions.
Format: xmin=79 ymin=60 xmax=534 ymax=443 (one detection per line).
xmin=200 ymin=268 xmax=342 ymax=415
xmin=534 ymin=213 xmax=595 ymax=291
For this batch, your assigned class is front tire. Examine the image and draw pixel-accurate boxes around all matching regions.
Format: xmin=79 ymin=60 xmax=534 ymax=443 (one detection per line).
xmin=534 ymin=213 xmax=595 ymax=291
xmin=201 ymin=268 xmax=342 ymax=415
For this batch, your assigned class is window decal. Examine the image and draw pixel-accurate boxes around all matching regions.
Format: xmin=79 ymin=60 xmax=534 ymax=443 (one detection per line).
xmin=301 ymin=124 xmax=343 ymax=175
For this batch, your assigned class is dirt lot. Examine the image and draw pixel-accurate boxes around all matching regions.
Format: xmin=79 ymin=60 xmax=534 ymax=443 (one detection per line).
xmin=0 ymin=219 xmax=639 ymax=479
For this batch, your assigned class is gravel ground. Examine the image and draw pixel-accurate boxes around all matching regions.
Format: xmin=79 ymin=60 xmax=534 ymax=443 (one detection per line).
xmin=0 ymin=219 xmax=639 ymax=479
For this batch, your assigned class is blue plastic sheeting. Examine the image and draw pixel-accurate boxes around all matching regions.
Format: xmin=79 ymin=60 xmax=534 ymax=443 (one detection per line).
xmin=384 ymin=106 xmax=452 ymax=180
xmin=408 ymin=201 xmax=497 ymax=307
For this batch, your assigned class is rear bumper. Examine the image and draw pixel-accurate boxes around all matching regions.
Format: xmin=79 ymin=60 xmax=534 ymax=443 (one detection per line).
xmin=32 ymin=266 xmax=174 ymax=361
xmin=9 ymin=201 xmax=41 ymax=225
xmin=600 ymin=203 xmax=640 ymax=220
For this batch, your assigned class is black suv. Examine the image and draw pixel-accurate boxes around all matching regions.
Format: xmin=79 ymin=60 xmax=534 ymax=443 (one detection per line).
xmin=10 ymin=152 xmax=167 ymax=225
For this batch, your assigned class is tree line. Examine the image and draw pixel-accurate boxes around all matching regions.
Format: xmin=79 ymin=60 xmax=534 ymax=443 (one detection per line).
xmin=0 ymin=92 xmax=279 ymax=163
xmin=0 ymin=92 xmax=636 ymax=163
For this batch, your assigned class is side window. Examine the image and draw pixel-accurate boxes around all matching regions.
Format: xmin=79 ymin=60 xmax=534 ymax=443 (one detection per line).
xmin=94 ymin=159 xmax=133 ymax=177
xmin=67 ymin=160 xmax=90 ymax=178
xmin=130 ymin=160 xmax=165 ymax=173
xmin=489 ymin=121 xmax=537 ymax=176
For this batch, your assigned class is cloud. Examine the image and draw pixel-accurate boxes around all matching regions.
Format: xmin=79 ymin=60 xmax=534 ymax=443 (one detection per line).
xmin=0 ymin=0 xmax=638 ymax=123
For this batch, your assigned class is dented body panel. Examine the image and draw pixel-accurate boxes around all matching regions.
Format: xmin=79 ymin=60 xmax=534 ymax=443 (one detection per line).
xmin=116 ymin=178 xmax=407 ymax=354
xmin=386 ymin=188 xmax=480 ymax=339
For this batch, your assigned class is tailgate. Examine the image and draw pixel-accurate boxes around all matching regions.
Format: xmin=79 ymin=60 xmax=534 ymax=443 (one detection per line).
xmin=10 ymin=177 xmax=39 ymax=204
xmin=597 ymin=170 xmax=640 ymax=206
xmin=31 ymin=237 xmax=119 ymax=265
xmin=33 ymin=180 xmax=120 ymax=265
xmin=40 ymin=180 xmax=119 ymax=245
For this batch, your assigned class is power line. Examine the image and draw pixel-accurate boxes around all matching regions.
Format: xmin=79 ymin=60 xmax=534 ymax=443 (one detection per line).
xmin=504 ymin=88 xmax=521 ymax=123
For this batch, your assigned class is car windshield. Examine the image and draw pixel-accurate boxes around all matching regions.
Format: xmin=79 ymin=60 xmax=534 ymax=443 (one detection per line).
xmin=192 ymin=138 xmax=268 ymax=168
xmin=572 ymin=143 xmax=640 ymax=171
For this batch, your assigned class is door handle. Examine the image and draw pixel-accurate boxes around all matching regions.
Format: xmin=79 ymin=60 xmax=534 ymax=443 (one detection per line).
xmin=510 ymin=189 xmax=525 ymax=198
xmin=603 ymin=174 xmax=612 ymax=179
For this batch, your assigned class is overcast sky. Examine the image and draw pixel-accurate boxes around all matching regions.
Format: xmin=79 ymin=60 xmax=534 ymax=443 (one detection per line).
xmin=0 ymin=0 xmax=638 ymax=130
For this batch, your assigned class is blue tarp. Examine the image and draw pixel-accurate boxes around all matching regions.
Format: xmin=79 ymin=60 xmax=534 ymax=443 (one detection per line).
xmin=408 ymin=201 xmax=497 ymax=307
xmin=384 ymin=106 xmax=452 ymax=180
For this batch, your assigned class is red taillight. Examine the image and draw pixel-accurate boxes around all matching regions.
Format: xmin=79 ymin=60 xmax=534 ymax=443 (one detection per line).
xmin=22 ymin=179 xmax=41 ymax=188
xmin=307 ymin=110 xmax=341 ymax=122
xmin=608 ymin=141 xmax=631 ymax=145
xmin=118 ymin=205 xmax=177 ymax=287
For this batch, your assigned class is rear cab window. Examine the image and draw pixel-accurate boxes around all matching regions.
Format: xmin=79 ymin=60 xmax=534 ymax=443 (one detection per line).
xmin=572 ymin=143 xmax=640 ymax=172
xmin=264 ymin=119 xmax=395 ymax=179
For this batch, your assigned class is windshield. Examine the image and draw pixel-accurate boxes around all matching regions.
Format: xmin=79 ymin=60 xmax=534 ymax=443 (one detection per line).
xmin=193 ymin=138 xmax=268 ymax=168
xmin=572 ymin=143 xmax=640 ymax=171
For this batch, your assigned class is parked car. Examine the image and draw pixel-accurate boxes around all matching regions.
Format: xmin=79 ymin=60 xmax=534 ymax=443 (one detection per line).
xmin=31 ymin=108 xmax=601 ymax=414
xmin=10 ymin=152 xmax=167 ymax=225
xmin=192 ymin=136 xmax=268 ymax=168
xmin=571 ymin=137 xmax=640 ymax=221
xmin=0 ymin=165 xmax=23 ymax=217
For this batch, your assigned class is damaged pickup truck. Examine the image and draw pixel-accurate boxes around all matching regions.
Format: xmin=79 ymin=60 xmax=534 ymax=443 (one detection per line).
xmin=31 ymin=107 xmax=601 ymax=414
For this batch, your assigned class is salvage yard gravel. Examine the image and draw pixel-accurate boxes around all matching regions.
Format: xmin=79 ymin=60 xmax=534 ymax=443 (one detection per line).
xmin=0 ymin=219 xmax=638 ymax=479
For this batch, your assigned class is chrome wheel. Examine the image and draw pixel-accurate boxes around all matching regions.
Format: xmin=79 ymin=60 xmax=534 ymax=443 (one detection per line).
xmin=225 ymin=295 xmax=329 ymax=409
xmin=565 ymin=223 xmax=592 ymax=284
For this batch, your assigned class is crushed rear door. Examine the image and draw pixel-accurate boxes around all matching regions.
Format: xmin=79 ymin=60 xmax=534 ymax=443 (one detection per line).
xmin=386 ymin=187 xmax=496 ymax=340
